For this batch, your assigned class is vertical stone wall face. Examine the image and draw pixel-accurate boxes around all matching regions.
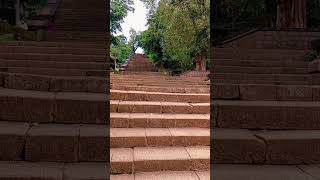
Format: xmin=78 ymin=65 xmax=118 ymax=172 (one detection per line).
xmin=223 ymin=31 xmax=320 ymax=49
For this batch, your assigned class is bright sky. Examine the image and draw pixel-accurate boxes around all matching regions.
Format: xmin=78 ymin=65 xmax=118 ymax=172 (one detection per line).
xmin=116 ymin=0 xmax=148 ymax=54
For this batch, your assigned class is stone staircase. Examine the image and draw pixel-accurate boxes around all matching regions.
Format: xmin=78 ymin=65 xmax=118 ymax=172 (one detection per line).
xmin=0 ymin=40 xmax=108 ymax=179
xmin=125 ymin=54 xmax=157 ymax=72
xmin=46 ymin=0 xmax=107 ymax=42
xmin=212 ymin=30 xmax=320 ymax=179
xmin=110 ymin=72 xmax=210 ymax=179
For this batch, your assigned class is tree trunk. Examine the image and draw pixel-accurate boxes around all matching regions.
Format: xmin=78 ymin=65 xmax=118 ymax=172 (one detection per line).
xmin=276 ymin=0 xmax=307 ymax=29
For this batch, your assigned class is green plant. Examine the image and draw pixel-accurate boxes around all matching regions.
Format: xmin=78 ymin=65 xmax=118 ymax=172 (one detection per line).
xmin=305 ymin=50 xmax=319 ymax=62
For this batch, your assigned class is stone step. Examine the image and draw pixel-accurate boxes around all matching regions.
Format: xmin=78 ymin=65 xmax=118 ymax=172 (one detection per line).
xmin=212 ymin=59 xmax=308 ymax=68
xmin=212 ymin=165 xmax=319 ymax=180
xmin=110 ymin=90 xmax=209 ymax=103
xmin=212 ymin=83 xmax=320 ymax=101
xmin=213 ymin=48 xmax=308 ymax=61
xmin=110 ymin=146 xmax=209 ymax=174
xmin=0 ymin=161 xmax=108 ymax=180
xmin=111 ymin=84 xmax=209 ymax=94
xmin=1 ymin=72 xmax=107 ymax=93
xmin=111 ymin=171 xmax=209 ymax=180
xmin=110 ymin=113 xmax=209 ymax=128
xmin=0 ymin=46 xmax=106 ymax=55
xmin=0 ymin=60 xmax=107 ymax=70
xmin=212 ymin=65 xmax=307 ymax=74
xmin=110 ymin=127 xmax=210 ymax=148
xmin=213 ymin=128 xmax=320 ymax=164
xmin=0 ymin=121 xmax=108 ymax=162
xmin=213 ymin=100 xmax=320 ymax=129
xmin=110 ymin=100 xmax=209 ymax=114
xmin=0 ymin=41 xmax=105 ymax=48
xmin=1 ymin=67 xmax=107 ymax=77
xmin=0 ymin=88 xmax=107 ymax=124
xmin=0 ymin=53 xmax=105 ymax=62
xmin=213 ymin=73 xmax=320 ymax=85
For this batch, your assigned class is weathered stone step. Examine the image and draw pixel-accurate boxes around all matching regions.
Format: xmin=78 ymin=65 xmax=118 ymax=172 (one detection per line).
xmin=0 ymin=72 xmax=107 ymax=92
xmin=213 ymin=48 xmax=308 ymax=61
xmin=213 ymin=128 xmax=320 ymax=164
xmin=110 ymin=90 xmax=209 ymax=103
xmin=0 ymin=122 xmax=108 ymax=162
xmin=110 ymin=146 xmax=209 ymax=173
xmin=0 ymin=88 xmax=107 ymax=124
xmin=0 ymin=41 xmax=105 ymax=48
xmin=212 ymin=65 xmax=307 ymax=74
xmin=0 ymin=46 xmax=106 ymax=55
xmin=212 ymin=165 xmax=319 ymax=180
xmin=110 ymin=113 xmax=209 ymax=128
xmin=0 ymin=161 xmax=108 ymax=180
xmin=213 ymin=73 xmax=320 ymax=85
xmin=111 ymin=171 xmax=209 ymax=180
xmin=212 ymin=83 xmax=320 ymax=101
xmin=1 ymin=67 xmax=106 ymax=77
xmin=111 ymin=84 xmax=209 ymax=94
xmin=0 ymin=53 xmax=105 ymax=62
xmin=213 ymin=100 xmax=320 ymax=129
xmin=110 ymin=100 xmax=209 ymax=114
xmin=212 ymin=59 xmax=308 ymax=68
xmin=110 ymin=128 xmax=209 ymax=148
xmin=0 ymin=60 xmax=107 ymax=70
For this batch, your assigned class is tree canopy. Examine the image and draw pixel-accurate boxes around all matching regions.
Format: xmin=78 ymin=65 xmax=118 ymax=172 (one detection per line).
xmin=139 ymin=0 xmax=210 ymax=71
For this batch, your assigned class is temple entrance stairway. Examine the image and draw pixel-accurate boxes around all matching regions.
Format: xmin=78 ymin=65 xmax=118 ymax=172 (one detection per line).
xmin=110 ymin=71 xmax=210 ymax=179
xmin=0 ymin=0 xmax=109 ymax=178
xmin=211 ymin=30 xmax=320 ymax=179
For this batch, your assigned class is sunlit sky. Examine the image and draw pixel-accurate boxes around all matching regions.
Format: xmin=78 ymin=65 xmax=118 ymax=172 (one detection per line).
xmin=116 ymin=0 xmax=148 ymax=54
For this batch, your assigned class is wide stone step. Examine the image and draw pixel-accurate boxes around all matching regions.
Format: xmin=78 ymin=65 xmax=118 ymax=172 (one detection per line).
xmin=0 ymin=60 xmax=107 ymax=70
xmin=1 ymin=67 xmax=107 ymax=77
xmin=110 ymin=113 xmax=209 ymax=128
xmin=213 ymin=73 xmax=311 ymax=82
xmin=0 ymin=46 xmax=106 ymax=55
xmin=212 ymin=59 xmax=308 ymax=68
xmin=0 ymin=41 xmax=105 ymax=48
xmin=0 ymin=73 xmax=107 ymax=92
xmin=111 ymin=84 xmax=209 ymax=94
xmin=212 ymin=165 xmax=319 ymax=180
xmin=212 ymin=65 xmax=307 ymax=74
xmin=0 ymin=161 xmax=108 ymax=180
xmin=212 ymin=83 xmax=320 ymax=101
xmin=0 ymin=88 xmax=107 ymax=124
xmin=0 ymin=53 xmax=105 ymax=62
xmin=110 ymin=100 xmax=209 ymax=114
xmin=110 ymin=146 xmax=209 ymax=174
xmin=110 ymin=90 xmax=209 ymax=103
xmin=110 ymin=128 xmax=210 ymax=148
xmin=213 ymin=128 xmax=320 ymax=164
xmin=0 ymin=121 xmax=108 ymax=162
xmin=111 ymin=171 xmax=209 ymax=180
xmin=213 ymin=100 xmax=320 ymax=129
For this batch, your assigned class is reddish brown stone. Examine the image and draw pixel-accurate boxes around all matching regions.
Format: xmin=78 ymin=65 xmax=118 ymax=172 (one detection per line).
xmin=0 ymin=121 xmax=29 ymax=160
xmin=240 ymin=84 xmax=277 ymax=100
xmin=4 ymin=73 xmax=50 ymax=91
xmin=211 ymin=84 xmax=239 ymax=99
xmin=79 ymin=125 xmax=108 ymax=162
xmin=277 ymin=85 xmax=312 ymax=101
xmin=55 ymin=92 xmax=108 ymax=124
xmin=212 ymin=129 xmax=265 ymax=164
xmin=26 ymin=124 xmax=79 ymax=162
xmin=256 ymin=130 xmax=320 ymax=164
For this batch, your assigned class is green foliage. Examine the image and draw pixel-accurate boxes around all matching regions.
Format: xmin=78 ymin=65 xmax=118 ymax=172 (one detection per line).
xmin=111 ymin=35 xmax=131 ymax=64
xmin=308 ymin=0 xmax=320 ymax=28
xmin=110 ymin=0 xmax=134 ymax=42
xmin=305 ymin=50 xmax=319 ymax=62
xmin=139 ymin=0 xmax=210 ymax=71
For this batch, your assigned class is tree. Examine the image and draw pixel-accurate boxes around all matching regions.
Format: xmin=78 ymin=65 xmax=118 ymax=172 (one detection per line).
xmin=139 ymin=0 xmax=210 ymax=71
xmin=276 ymin=0 xmax=307 ymax=29
xmin=128 ymin=28 xmax=141 ymax=53
xmin=110 ymin=0 xmax=134 ymax=44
